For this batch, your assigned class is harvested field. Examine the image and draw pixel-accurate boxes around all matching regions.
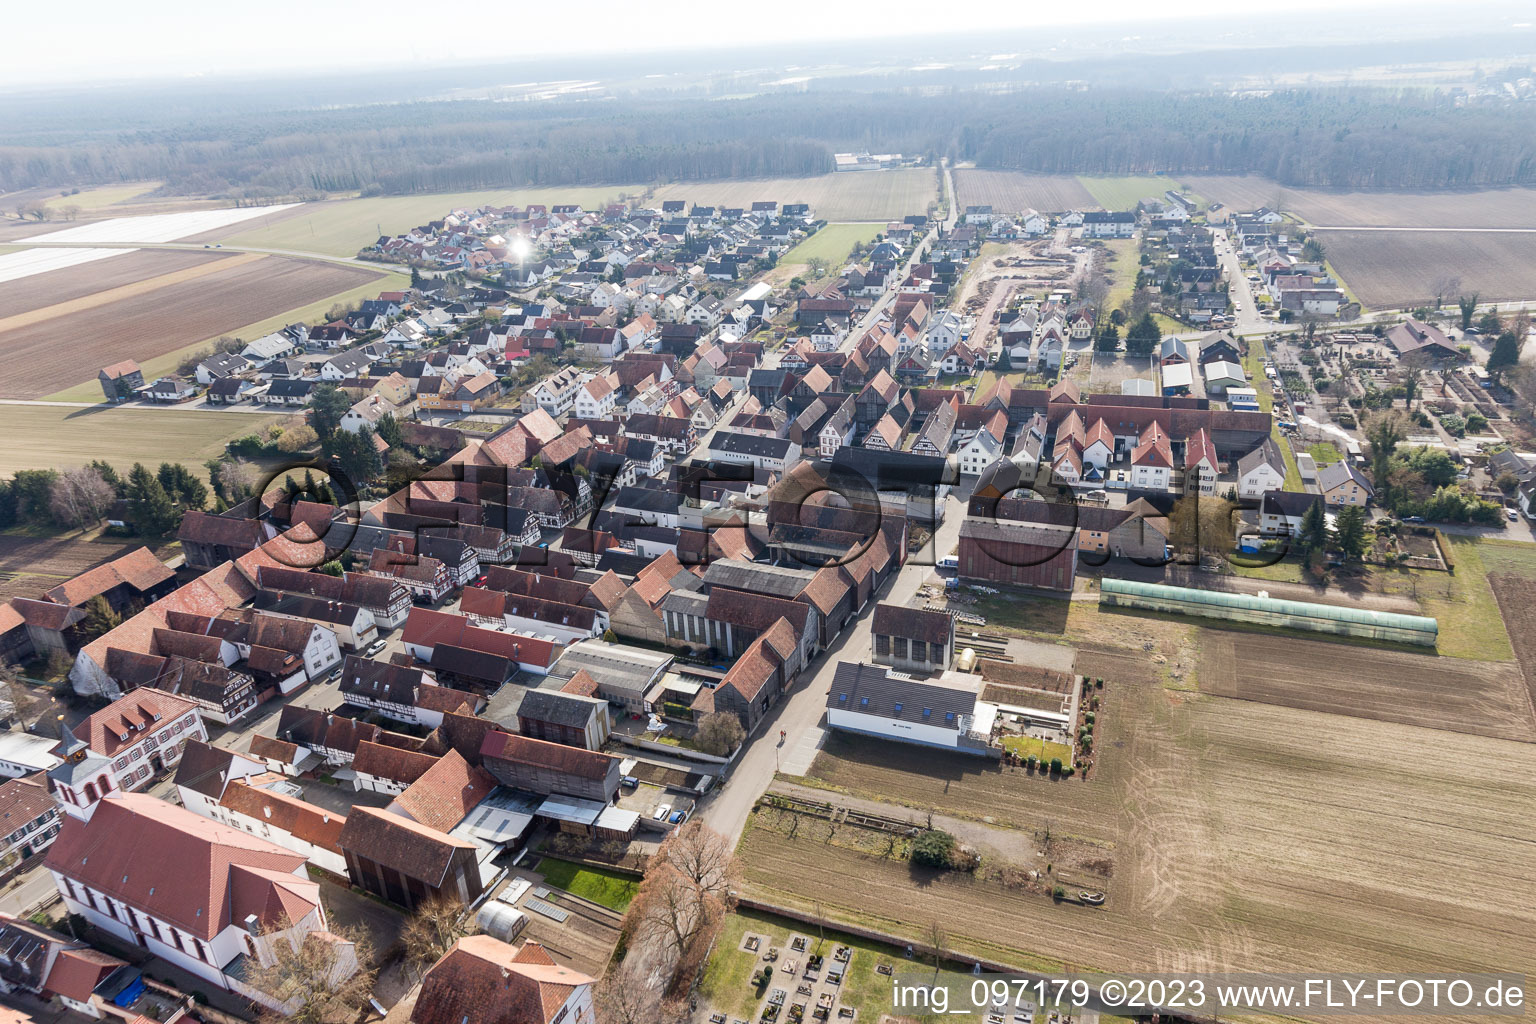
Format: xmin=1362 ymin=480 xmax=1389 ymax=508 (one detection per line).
xmin=951 ymin=170 xmax=1095 ymax=214
xmin=649 ymin=170 xmax=936 ymax=223
xmin=0 ymin=405 xmax=284 ymax=480
xmin=762 ymin=686 xmax=1536 ymax=1002
xmin=0 ymin=533 xmax=178 ymax=606
xmin=1197 ymin=628 xmax=1536 ymax=741
xmin=0 ymin=254 xmax=378 ymax=399
xmin=1489 ymin=573 xmax=1536 ymax=717
xmin=1317 ymin=229 xmax=1536 ymax=309
xmin=1185 ymin=174 xmax=1536 ymax=228
xmin=0 ymin=249 xmax=227 ymax=316
xmin=0 ymin=251 xmax=261 ymax=336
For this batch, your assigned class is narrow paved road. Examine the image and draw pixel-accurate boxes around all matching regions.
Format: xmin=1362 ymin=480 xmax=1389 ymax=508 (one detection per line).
xmin=700 ymin=491 xmax=969 ymax=849
xmin=14 ymin=238 xmax=388 ymax=272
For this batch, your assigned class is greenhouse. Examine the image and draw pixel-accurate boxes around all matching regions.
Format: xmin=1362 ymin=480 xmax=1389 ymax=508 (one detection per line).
xmin=1098 ymin=578 xmax=1439 ymax=646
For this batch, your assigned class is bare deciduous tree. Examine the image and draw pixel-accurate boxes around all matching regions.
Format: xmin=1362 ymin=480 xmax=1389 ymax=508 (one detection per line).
xmin=594 ymin=961 xmax=690 ymax=1024
xmin=49 ymin=467 xmax=116 ymax=530
xmin=694 ymin=712 xmax=745 ymax=756
xmin=247 ymin=920 xmax=374 ymax=1024
xmin=925 ymin=920 xmax=948 ymax=978
xmin=401 ymin=897 xmax=473 ymax=980
xmin=626 ymin=822 xmax=740 ymax=992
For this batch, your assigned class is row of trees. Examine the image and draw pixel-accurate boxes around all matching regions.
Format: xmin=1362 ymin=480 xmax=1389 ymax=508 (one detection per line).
xmin=0 ymin=460 xmax=205 ymax=534
xmin=8 ymin=85 xmax=1536 ymax=197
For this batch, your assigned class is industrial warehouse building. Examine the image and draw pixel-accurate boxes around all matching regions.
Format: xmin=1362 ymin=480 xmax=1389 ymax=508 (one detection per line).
xmin=1098 ymin=578 xmax=1439 ymax=646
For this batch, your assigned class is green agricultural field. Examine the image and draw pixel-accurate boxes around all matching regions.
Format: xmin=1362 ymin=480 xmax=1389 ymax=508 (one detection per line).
xmin=217 ymin=186 xmax=644 ymax=258
xmin=1076 ymin=175 xmax=1186 ymax=211
xmin=0 ymin=405 xmax=285 ymax=481
xmin=45 ymin=268 xmax=408 ymax=403
xmin=533 ymin=857 xmax=640 ymax=912
xmin=779 ymin=223 xmax=883 ymax=270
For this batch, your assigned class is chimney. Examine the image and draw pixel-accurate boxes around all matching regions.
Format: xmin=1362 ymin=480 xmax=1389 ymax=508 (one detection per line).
xmin=244 ymin=914 xmax=260 ymax=936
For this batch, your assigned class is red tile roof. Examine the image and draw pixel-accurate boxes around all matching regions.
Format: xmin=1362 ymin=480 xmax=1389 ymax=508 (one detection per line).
xmin=44 ymin=793 xmax=315 ymax=940
xmin=391 ymin=750 xmax=494 ymax=833
xmin=73 ymin=691 xmax=199 ymax=757
xmin=219 ymin=780 xmax=347 ymax=854
xmin=44 ymin=547 xmax=174 ymax=609
xmin=43 ymin=947 xmax=126 ymax=1002
xmin=479 ymin=732 xmax=615 ymax=781
xmin=411 ymin=935 xmax=593 ymax=1024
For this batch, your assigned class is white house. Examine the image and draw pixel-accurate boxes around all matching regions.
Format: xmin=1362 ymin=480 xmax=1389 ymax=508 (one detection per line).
xmin=1130 ymin=424 xmax=1174 ymax=490
xmin=1184 ymin=427 xmax=1219 ymax=496
xmin=706 ymin=432 xmax=801 ymax=473
xmin=573 ymin=373 xmax=618 ymax=420
xmin=1082 ymin=212 xmax=1136 ymax=238
xmin=957 ymin=422 xmax=1005 ymax=477
xmin=240 ymin=333 xmax=296 ymax=366
xmin=46 ymin=691 xmax=206 ymax=810
xmin=826 ymin=662 xmax=998 ymax=756
xmin=44 ymin=792 xmax=353 ymax=1011
xmin=1237 ymin=438 xmax=1287 ymax=500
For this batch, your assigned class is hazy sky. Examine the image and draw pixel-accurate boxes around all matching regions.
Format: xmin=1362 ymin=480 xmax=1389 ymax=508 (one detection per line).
xmin=0 ymin=0 xmax=1483 ymax=86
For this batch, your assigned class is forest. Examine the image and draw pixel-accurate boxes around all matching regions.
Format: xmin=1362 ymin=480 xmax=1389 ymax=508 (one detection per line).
xmin=3 ymin=84 xmax=1535 ymax=200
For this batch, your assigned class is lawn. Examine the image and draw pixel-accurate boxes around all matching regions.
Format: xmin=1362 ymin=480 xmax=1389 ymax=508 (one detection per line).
xmin=999 ymin=735 xmax=1073 ymax=765
xmin=0 ymin=405 xmax=285 ymax=481
xmin=778 ymin=223 xmax=883 ymax=270
xmin=533 ymin=857 xmax=640 ymax=912
xmin=698 ymin=906 xmax=974 ymax=1024
xmin=1240 ymin=341 xmax=1302 ymax=489
xmin=1100 ymin=239 xmax=1140 ymax=309
xmin=1389 ymin=535 xmax=1514 ymax=661
xmin=1308 ymin=441 xmax=1342 ymax=465
xmin=1076 ymin=175 xmax=1183 ymax=211
xmin=44 ymin=268 xmax=408 ymax=403
xmin=217 ymin=186 xmax=643 ymax=258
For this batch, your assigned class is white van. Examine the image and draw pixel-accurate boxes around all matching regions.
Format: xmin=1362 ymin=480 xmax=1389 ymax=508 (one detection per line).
xmin=937 ymin=554 xmax=960 ymax=571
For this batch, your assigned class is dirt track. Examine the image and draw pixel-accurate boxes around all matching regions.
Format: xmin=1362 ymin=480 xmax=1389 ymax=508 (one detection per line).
xmin=1197 ymin=628 xmax=1536 ymax=741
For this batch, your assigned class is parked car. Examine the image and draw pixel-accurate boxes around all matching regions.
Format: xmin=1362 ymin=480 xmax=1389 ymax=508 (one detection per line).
xmin=1507 ymin=509 xmax=1519 ymax=521
xmin=653 ymin=804 xmax=672 ymax=821
xmin=365 ymin=639 xmax=387 ymax=656
xmin=668 ymin=809 xmax=687 ymax=824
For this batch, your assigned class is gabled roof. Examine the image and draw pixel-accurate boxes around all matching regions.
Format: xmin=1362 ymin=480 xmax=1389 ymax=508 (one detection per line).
xmin=1318 ymin=459 xmax=1374 ymax=496
xmin=390 ymin=749 xmax=494 ymax=833
xmin=44 ymin=793 xmax=314 ymax=940
xmin=479 ymin=732 xmax=615 ymax=781
xmin=44 ymin=547 xmax=174 ymax=608
xmin=411 ymin=935 xmax=594 ymax=1024
xmin=336 ymin=807 xmax=474 ymax=886
xmin=871 ymin=603 xmax=953 ymax=646
xmin=71 ymin=690 xmax=199 ymax=757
